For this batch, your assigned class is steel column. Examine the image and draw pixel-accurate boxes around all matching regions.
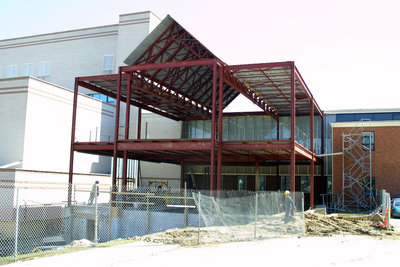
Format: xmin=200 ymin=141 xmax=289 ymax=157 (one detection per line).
xmin=210 ymin=63 xmax=217 ymax=191
xmin=112 ymin=69 xmax=122 ymax=189
xmin=137 ymin=108 xmax=142 ymax=139
xmin=320 ymin=115 xmax=325 ymax=195
xmin=310 ymin=103 xmax=314 ymax=209
xmin=68 ymin=78 xmax=79 ymax=206
xmin=217 ymin=65 xmax=223 ymax=191
xmin=277 ymin=117 xmax=280 ymax=140
xmin=290 ymin=64 xmax=296 ymax=194
xmin=122 ymin=74 xmax=132 ymax=188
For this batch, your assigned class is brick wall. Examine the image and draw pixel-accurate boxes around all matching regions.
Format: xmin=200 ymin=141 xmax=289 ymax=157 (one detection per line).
xmin=332 ymin=125 xmax=400 ymax=198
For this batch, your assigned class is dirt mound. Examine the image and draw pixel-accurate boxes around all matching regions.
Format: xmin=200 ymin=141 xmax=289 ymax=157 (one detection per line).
xmin=141 ymin=214 xmax=304 ymax=246
xmin=305 ymin=212 xmax=399 ymax=238
xmin=140 ymin=212 xmax=400 ymax=247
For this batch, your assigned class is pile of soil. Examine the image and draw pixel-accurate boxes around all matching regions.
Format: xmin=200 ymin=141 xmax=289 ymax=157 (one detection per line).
xmin=139 ymin=212 xmax=400 ymax=246
xmin=305 ymin=212 xmax=399 ymax=238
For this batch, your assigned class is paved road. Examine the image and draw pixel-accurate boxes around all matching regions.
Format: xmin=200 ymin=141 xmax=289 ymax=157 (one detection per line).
xmin=390 ymin=217 xmax=400 ymax=231
xmin=11 ymin=234 xmax=400 ymax=267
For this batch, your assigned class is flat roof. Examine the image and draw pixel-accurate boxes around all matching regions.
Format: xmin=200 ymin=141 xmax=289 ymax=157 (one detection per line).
xmin=325 ymin=108 xmax=400 ymax=115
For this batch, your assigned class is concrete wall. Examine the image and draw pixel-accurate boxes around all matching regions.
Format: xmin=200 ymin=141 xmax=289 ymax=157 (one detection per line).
xmin=115 ymin=11 xmax=161 ymax=68
xmin=0 ymin=77 xmax=115 ymax=174
xmin=0 ymin=11 xmax=159 ymax=91
xmin=0 ymin=78 xmax=28 ymax=167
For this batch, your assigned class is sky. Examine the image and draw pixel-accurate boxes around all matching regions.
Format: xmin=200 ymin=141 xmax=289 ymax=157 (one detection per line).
xmin=1 ymin=0 xmax=400 ymax=111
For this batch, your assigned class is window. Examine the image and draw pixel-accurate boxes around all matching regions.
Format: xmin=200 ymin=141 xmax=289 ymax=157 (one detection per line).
xmin=373 ymin=113 xmax=392 ymax=121
xmin=336 ymin=114 xmax=355 ymax=122
xmin=103 ymin=55 xmax=114 ymax=72
xmin=281 ymin=176 xmax=290 ymax=191
xmin=301 ymin=176 xmax=310 ymax=193
xmin=362 ymin=131 xmax=375 ymax=150
xmin=5 ymin=64 xmax=18 ymax=78
xmin=87 ymin=93 xmax=114 ymax=103
xmin=237 ymin=176 xmax=247 ymax=190
xmin=38 ymin=61 xmax=51 ymax=77
xmin=22 ymin=63 xmax=34 ymax=76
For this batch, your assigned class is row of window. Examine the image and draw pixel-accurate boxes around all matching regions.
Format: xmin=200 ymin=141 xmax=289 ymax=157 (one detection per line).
xmin=337 ymin=113 xmax=400 ymax=122
xmin=0 ymin=61 xmax=51 ymax=78
xmin=0 ymin=54 xmax=114 ymax=79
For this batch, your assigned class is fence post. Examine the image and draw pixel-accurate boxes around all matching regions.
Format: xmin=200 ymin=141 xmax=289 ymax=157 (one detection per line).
xmin=14 ymin=188 xmax=20 ymax=263
xmin=108 ymin=186 xmax=112 ymax=241
xmin=73 ymin=184 xmax=76 ymax=204
xmin=146 ymin=192 xmax=150 ymax=234
xmin=184 ymin=183 xmax=188 ymax=228
xmin=94 ymin=185 xmax=98 ymax=246
xmin=254 ymin=192 xmax=258 ymax=240
xmin=197 ymin=192 xmax=201 ymax=245
xmin=301 ymin=194 xmax=305 ymax=235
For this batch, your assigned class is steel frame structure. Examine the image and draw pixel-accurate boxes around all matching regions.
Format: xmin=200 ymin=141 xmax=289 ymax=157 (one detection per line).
xmin=68 ymin=15 xmax=324 ymax=208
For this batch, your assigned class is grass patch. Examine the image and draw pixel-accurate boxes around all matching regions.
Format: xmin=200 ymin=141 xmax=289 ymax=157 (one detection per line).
xmin=0 ymin=239 xmax=139 ymax=265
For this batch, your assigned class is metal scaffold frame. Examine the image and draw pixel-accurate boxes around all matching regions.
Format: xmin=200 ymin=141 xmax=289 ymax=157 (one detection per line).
xmin=339 ymin=120 xmax=376 ymax=212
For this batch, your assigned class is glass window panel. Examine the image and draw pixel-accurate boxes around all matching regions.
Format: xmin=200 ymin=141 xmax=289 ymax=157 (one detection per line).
xmin=355 ymin=113 xmax=373 ymax=121
xmin=195 ymin=120 xmax=204 ymax=138
xmin=245 ymin=117 xmax=254 ymax=140
xmin=313 ymin=116 xmax=322 ymax=154
xmin=336 ymin=114 xmax=355 ymax=122
xmin=393 ymin=113 xmax=400 ymax=120
xmin=373 ymin=113 xmax=392 ymax=121
xmin=222 ymin=118 xmax=229 ymax=141
xmin=279 ymin=116 xmax=290 ymax=140
xmin=203 ymin=120 xmax=211 ymax=138
xmin=254 ymin=117 xmax=263 ymax=140
xmin=227 ymin=118 xmax=236 ymax=140
xmin=301 ymin=176 xmax=310 ymax=193
xmin=296 ymin=116 xmax=310 ymax=148
xmin=237 ymin=117 xmax=245 ymax=140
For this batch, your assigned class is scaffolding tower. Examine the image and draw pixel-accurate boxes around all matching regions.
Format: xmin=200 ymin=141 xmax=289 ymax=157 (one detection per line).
xmin=339 ymin=120 xmax=376 ymax=212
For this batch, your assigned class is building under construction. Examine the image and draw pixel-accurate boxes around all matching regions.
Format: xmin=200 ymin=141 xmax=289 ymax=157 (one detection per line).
xmin=68 ymin=15 xmax=324 ymax=208
xmin=68 ymin=15 xmax=400 ymax=211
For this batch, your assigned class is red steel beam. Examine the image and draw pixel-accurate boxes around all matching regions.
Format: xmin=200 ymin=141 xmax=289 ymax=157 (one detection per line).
xmin=210 ymin=62 xmax=217 ymax=191
xmin=132 ymin=21 xmax=177 ymax=65
xmin=122 ymin=74 xmax=132 ymax=187
xmin=112 ymin=70 xmax=122 ymax=189
xmin=78 ymin=80 xmax=181 ymax=121
xmin=74 ymin=143 xmax=114 ymax=151
xmin=294 ymin=66 xmax=323 ymax=117
xmin=226 ymin=61 xmax=295 ymax=71
xmin=217 ymin=65 xmax=223 ymax=191
xmin=117 ymin=140 xmax=212 ymax=151
xmin=310 ymin=102 xmax=315 ymax=209
xmin=290 ymin=64 xmax=296 ymax=193
xmin=221 ymin=142 xmax=291 ymax=151
xmin=68 ymin=78 xmax=79 ymax=206
xmin=121 ymin=58 xmax=217 ymax=73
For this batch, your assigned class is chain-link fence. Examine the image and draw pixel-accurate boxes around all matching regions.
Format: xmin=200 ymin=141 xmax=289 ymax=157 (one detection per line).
xmin=193 ymin=191 xmax=305 ymax=244
xmin=0 ymin=181 xmax=305 ymax=265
